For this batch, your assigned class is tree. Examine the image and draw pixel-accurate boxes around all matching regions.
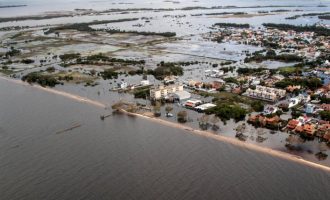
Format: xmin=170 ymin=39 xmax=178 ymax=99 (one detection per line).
xmin=210 ymin=115 xmax=220 ymax=130
xmin=251 ymin=101 xmax=264 ymax=112
xmin=153 ymin=101 xmax=161 ymax=117
xmin=199 ymin=114 xmax=209 ymax=130
xmin=165 ymin=106 xmax=173 ymax=115
xmin=320 ymin=111 xmax=330 ymax=121
xmin=177 ymin=111 xmax=188 ymax=123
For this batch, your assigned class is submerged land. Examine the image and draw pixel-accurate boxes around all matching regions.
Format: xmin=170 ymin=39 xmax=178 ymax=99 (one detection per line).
xmin=1 ymin=2 xmax=330 ymax=167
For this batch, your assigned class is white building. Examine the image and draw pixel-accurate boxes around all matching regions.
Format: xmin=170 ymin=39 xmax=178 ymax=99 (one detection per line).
xmin=140 ymin=80 xmax=150 ymax=86
xmin=244 ymin=86 xmax=286 ymax=102
xmin=117 ymin=81 xmax=128 ymax=89
xmin=150 ymin=84 xmax=184 ymax=100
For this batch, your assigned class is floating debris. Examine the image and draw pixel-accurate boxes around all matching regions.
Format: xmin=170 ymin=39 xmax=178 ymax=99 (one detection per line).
xmin=100 ymin=114 xmax=112 ymax=120
xmin=56 ymin=123 xmax=81 ymax=134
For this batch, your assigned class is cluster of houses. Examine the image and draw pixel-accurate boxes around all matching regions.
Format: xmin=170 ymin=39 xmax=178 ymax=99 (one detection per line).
xmin=286 ymin=116 xmax=330 ymax=142
xmin=207 ymin=26 xmax=329 ymax=60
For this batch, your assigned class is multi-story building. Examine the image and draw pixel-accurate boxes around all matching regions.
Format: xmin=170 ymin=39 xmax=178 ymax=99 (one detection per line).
xmin=244 ymin=86 xmax=286 ymax=102
xmin=150 ymin=84 xmax=184 ymax=100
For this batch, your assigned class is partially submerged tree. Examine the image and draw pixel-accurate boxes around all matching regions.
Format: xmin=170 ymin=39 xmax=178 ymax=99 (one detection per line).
xmin=210 ymin=115 xmax=220 ymax=131
xmin=199 ymin=114 xmax=209 ymax=130
xmin=165 ymin=105 xmax=173 ymax=115
xmin=111 ymin=101 xmax=124 ymax=111
xmin=153 ymin=101 xmax=161 ymax=117
xmin=177 ymin=110 xmax=188 ymax=123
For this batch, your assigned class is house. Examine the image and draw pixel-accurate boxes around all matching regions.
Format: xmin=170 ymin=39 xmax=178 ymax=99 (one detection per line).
xmin=263 ymin=106 xmax=278 ymax=115
xmin=184 ymin=99 xmax=202 ymax=108
xmin=118 ymin=81 xmax=128 ymax=89
xmin=286 ymin=85 xmax=301 ymax=92
xmin=164 ymin=76 xmax=178 ymax=84
xmin=320 ymin=104 xmax=330 ymax=111
xmin=170 ymin=90 xmax=191 ymax=102
xmin=265 ymin=116 xmax=280 ymax=126
xmin=323 ymin=131 xmax=330 ymax=142
xmin=303 ymin=124 xmax=316 ymax=136
xmin=248 ymin=114 xmax=280 ymax=127
xmin=195 ymin=103 xmax=216 ymax=112
xmin=305 ymin=104 xmax=316 ymax=114
xmin=211 ymin=80 xmax=225 ymax=90
xmin=287 ymin=119 xmax=300 ymax=129
xmin=140 ymin=80 xmax=150 ymax=86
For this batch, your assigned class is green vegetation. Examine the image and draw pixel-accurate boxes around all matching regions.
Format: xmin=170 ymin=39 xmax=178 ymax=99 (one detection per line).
xmin=250 ymin=101 xmax=265 ymax=112
xmin=205 ymin=103 xmax=247 ymax=122
xmin=44 ymin=18 xmax=176 ymax=37
xmin=59 ymin=53 xmax=81 ymax=61
xmin=320 ymin=111 xmax=330 ymax=121
xmin=133 ymin=87 xmax=150 ymax=99
xmin=0 ymin=13 xmax=74 ymax=23
xmin=206 ymin=12 xmax=247 ymax=16
xmin=286 ymin=12 xmax=330 ymax=20
xmin=224 ymin=77 xmax=239 ymax=84
xmin=5 ymin=47 xmax=20 ymax=58
xmin=0 ymin=66 xmax=14 ymax=75
xmin=319 ymin=15 xmax=330 ymax=20
xmin=237 ymin=67 xmax=267 ymax=75
xmin=151 ymin=62 xmax=183 ymax=80
xmin=213 ymin=23 xmax=250 ymax=28
xmin=100 ymin=69 xmax=118 ymax=80
xmin=22 ymin=72 xmax=60 ymax=87
xmin=80 ymin=53 xmax=145 ymax=65
xmin=278 ymin=66 xmax=303 ymax=77
xmin=104 ymin=29 xmax=176 ymax=37
xmin=21 ymin=59 xmax=35 ymax=64
xmin=46 ymin=67 xmax=56 ymax=73
xmin=263 ymin=23 xmax=330 ymax=36
xmin=245 ymin=51 xmax=303 ymax=63
xmin=275 ymin=77 xmax=322 ymax=90
xmin=44 ymin=18 xmax=139 ymax=34
xmin=59 ymin=53 xmax=145 ymax=67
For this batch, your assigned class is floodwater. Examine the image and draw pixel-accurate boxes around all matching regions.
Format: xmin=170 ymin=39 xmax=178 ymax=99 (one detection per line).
xmin=1 ymin=0 xmax=330 ymax=199
xmin=1 ymin=75 xmax=330 ymax=200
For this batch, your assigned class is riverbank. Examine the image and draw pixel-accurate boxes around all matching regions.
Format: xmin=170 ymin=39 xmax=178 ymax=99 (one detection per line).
xmin=1 ymin=75 xmax=330 ymax=173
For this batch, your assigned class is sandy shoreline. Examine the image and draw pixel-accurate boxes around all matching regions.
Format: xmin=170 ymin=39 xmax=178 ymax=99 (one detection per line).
xmin=122 ymin=110 xmax=330 ymax=173
xmin=0 ymin=76 xmax=106 ymax=108
xmin=1 ymin=76 xmax=330 ymax=173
